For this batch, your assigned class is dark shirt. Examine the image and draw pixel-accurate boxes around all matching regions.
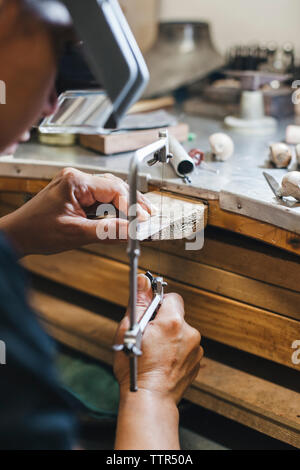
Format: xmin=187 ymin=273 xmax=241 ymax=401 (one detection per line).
xmin=0 ymin=232 xmax=77 ymax=450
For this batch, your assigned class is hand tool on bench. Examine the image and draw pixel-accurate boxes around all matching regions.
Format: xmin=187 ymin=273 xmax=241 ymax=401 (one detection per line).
xmin=263 ymin=171 xmax=300 ymax=201
xmin=168 ymin=135 xmax=195 ymax=183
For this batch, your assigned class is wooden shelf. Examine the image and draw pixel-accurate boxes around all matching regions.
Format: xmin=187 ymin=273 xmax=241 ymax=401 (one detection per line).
xmin=23 ymin=248 xmax=300 ymax=371
xmin=1 ymin=178 xmax=300 ymax=447
xmin=32 ymin=289 xmax=300 ymax=449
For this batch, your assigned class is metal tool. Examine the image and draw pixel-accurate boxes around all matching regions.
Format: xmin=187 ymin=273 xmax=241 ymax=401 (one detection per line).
xmin=168 ymin=135 xmax=195 ymax=183
xmin=113 ymin=130 xmax=172 ymax=392
xmin=263 ymin=171 xmax=283 ymax=198
xmin=189 ymin=149 xmax=219 ymax=174
xmin=264 ymin=171 xmax=300 ymax=202
xmin=113 ymin=272 xmax=167 ymax=374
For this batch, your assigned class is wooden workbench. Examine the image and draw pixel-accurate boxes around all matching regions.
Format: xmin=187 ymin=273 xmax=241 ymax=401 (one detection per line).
xmin=0 ymin=115 xmax=299 ymax=447
xmin=0 ymin=171 xmax=299 ymax=448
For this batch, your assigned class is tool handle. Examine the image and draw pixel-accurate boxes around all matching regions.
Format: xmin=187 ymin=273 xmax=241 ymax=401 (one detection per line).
xmin=130 ymin=356 xmax=138 ymax=392
xmin=169 ymin=135 xmax=195 ymax=177
xmin=139 ymin=294 xmax=161 ymax=333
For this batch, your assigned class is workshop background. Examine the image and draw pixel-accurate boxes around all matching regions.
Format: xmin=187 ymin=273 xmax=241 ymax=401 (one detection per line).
xmin=121 ymin=0 xmax=300 ymax=56
xmin=161 ymin=0 xmax=300 ymax=57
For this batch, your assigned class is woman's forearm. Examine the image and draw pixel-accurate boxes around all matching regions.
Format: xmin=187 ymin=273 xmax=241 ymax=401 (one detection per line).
xmin=115 ymin=389 xmax=180 ymax=450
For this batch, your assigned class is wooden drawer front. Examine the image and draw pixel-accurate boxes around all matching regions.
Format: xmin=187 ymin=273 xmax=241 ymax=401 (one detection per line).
xmin=24 ymin=250 xmax=300 ymax=371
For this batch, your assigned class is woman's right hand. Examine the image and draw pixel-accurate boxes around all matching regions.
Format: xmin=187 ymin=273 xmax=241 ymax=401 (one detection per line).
xmin=114 ymin=274 xmax=204 ymax=405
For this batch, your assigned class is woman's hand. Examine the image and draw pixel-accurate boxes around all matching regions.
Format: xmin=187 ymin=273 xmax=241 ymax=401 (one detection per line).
xmin=113 ymin=274 xmax=203 ymax=450
xmin=114 ymin=274 xmax=203 ymax=405
xmin=0 ymin=168 xmax=156 ymax=256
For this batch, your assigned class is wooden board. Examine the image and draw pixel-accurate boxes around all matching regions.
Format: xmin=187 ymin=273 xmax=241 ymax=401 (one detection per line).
xmin=0 ymin=193 xmax=26 ymax=206
xmin=186 ymin=361 xmax=300 ymax=449
xmin=208 ymin=199 xmax=300 ymax=256
xmin=0 ymin=193 xmax=26 ymax=217
xmin=2 ymin=176 xmax=300 ymax=257
xmin=129 ymin=97 xmax=175 ymax=115
xmin=32 ymin=290 xmax=118 ymax=366
xmin=0 ymin=179 xmax=295 ymax=318
xmin=79 ymin=123 xmax=189 ymax=155
xmin=32 ymin=289 xmax=300 ymax=448
xmin=149 ymin=232 xmax=300 ymax=295
xmin=0 ymin=177 xmax=48 ymax=194
xmin=4 ymin=188 xmax=300 ymax=320
xmin=137 ymin=192 xmax=206 ymax=241
xmin=82 ymin=242 xmax=300 ymax=321
xmin=149 ymin=187 xmax=300 ymax=257
xmin=23 ymin=250 xmax=300 ymax=370
xmin=0 ymin=187 xmax=207 ymax=243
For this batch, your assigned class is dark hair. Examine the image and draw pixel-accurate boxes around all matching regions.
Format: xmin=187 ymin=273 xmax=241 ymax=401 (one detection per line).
xmin=3 ymin=0 xmax=76 ymax=59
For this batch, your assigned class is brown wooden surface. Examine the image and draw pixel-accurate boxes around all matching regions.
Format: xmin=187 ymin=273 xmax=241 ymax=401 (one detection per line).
xmin=149 ymin=233 xmax=300 ymax=294
xmin=0 ymin=177 xmax=48 ymax=194
xmin=32 ymin=290 xmax=118 ymax=366
xmin=23 ymin=249 xmax=300 ymax=370
xmin=1 ymin=187 xmax=298 ymax=297
xmin=186 ymin=363 xmax=300 ymax=449
xmin=83 ymin=242 xmax=300 ymax=321
xmin=1 ymin=176 xmax=300 ymax=256
xmin=209 ymin=199 xmax=300 ymax=256
xmin=33 ymin=289 xmax=300 ymax=448
xmin=129 ymin=97 xmax=175 ymax=115
xmin=79 ymin=123 xmax=189 ymax=155
xmin=136 ymin=191 xmax=207 ymax=240
xmin=1 ymin=175 xmax=300 ymax=445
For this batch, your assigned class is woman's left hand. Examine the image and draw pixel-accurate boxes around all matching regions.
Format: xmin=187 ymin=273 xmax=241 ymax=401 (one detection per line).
xmin=0 ymin=168 xmax=156 ymax=256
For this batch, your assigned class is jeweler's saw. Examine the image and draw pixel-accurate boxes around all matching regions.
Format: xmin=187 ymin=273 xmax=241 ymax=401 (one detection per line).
xmin=113 ymin=130 xmax=173 ymax=392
